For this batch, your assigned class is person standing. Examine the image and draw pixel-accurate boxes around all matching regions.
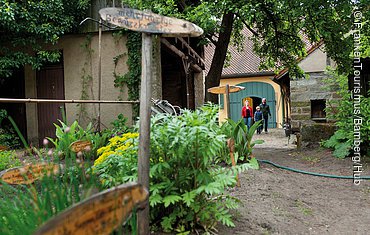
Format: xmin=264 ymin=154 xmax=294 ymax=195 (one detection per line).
xmin=254 ymin=106 xmax=263 ymax=134
xmin=259 ymin=98 xmax=271 ymax=133
xmin=241 ymin=100 xmax=253 ymax=130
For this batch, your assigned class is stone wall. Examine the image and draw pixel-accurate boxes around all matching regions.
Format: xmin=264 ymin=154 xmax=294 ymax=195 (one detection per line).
xmin=290 ymin=72 xmax=337 ymax=142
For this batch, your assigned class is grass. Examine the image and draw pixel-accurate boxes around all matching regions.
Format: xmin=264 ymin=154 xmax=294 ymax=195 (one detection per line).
xmin=0 ymin=158 xmax=102 ymax=235
xmin=294 ymin=199 xmax=313 ymax=216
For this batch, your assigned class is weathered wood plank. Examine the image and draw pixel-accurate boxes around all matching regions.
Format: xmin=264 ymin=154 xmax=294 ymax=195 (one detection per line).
xmin=34 ymin=182 xmax=149 ymax=235
xmin=0 ymin=145 xmax=9 ymax=151
xmin=99 ymin=7 xmax=203 ymax=37
xmin=70 ymin=140 xmax=93 ymax=153
xmin=207 ymin=85 xmax=246 ymax=94
xmin=137 ymin=32 xmax=152 ymax=235
xmin=0 ymin=163 xmax=59 ymax=185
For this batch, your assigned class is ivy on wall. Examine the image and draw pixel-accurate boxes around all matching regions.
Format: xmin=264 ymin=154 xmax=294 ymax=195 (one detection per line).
xmin=112 ymin=31 xmax=142 ymax=119
xmin=78 ymin=34 xmax=96 ymax=124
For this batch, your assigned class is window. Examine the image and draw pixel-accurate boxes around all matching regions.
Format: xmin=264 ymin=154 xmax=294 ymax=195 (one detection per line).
xmin=311 ymin=99 xmax=326 ymax=120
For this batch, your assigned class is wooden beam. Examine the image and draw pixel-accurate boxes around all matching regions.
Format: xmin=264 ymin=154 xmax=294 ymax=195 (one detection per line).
xmin=161 ymin=38 xmax=202 ymax=73
xmin=161 ymin=38 xmax=186 ymax=59
xmin=176 ymin=37 xmax=205 ymax=66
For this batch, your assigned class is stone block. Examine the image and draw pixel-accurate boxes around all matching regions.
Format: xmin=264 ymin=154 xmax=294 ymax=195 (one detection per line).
xmin=301 ymin=124 xmax=336 ymax=142
xmin=291 ymin=101 xmax=310 ymax=107
xmin=301 ymin=107 xmax=311 ymax=113
xmin=291 ymin=114 xmax=311 ymax=120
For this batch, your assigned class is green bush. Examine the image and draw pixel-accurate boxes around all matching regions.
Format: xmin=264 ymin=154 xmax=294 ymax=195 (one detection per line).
xmin=0 ymin=109 xmax=20 ymax=149
xmin=47 ymin=120 xmax=109 ymax=160
xmin=322 ymin=69 xmax=370 ymax=158
xmin=221 ymin=119 xmax=264 ymax=162
xmin=103 ymin=113 xmax=133 ymax=137
xmin=93 ymin=132 xmax=139 ymax=188
xmin=0 ymin=150 xmax=22 ymax=171
xmin=93 ymin=104 xmax=258 ymax=233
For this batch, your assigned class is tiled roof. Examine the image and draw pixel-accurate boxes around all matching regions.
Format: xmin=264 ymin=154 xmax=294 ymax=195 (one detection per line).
xmin=204 ymin=28 xmax=273 ymax=77
xmin=204 ymin=28 xmax=320 ymax=78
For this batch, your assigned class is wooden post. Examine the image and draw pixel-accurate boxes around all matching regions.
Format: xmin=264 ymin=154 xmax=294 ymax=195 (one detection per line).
xmin=225 ymin=84 xmax=231 ymax=119
xmin=97 ymin=19 xmax=102 ymax=132
xmin=137 ymin=32 xmax=152 ymax=235
xmin=227 ymin=138 xmax=240 ymax=187
xmin=296 ymin=133 xmax=302 ymax=152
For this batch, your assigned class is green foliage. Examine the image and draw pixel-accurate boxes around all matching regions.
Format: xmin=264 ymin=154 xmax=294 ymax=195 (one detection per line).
xmin=0 ymin=0 xmax=91 ymax=77
xmin=0 ymin=150 xmax=21 ymax=171
xmin=221 ymin=119 xmax=264 ymax=162
xmin=47 ymin=120 xmax=109 ymax=159
xmin=93 ymin=104 xmax=258 ymax=233
xmin=322 ymin=69 xmax=370 ymax=158
xmin=149 ymin=107 xmax=251 ymax=233
xmin=0 ymin=110 xmax=20 ymax=149
xmin=0 ymin=128 xmax=20 ymax=149
xmin=104 ymin=113 xmax=133 ymax=137
xmin=77 ymin=34 xmax=94 ymax=123
xmin=113 ymin=31 xmax=142 ymax=118
xmin=0 ymin=160 xmax=102 ymax=235
xmin=122 ymin=0 xmax=366 ymax=77
xmin=93 ymin=132 xmax=139 ymax=188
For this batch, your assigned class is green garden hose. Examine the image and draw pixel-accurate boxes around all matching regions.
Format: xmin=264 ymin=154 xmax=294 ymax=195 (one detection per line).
xmin=257 ymin=159 xmax=370 ymax=180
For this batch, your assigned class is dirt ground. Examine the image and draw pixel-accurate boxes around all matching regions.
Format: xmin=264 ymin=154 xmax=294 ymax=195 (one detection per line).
xmin=218 ymin=128 xmax=370 ymax=235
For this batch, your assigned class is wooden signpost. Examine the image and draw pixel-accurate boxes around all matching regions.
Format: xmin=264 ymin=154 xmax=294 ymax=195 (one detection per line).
xmin=99 ymin=7 xmax=203 ymax=37
xmin=208 ymin=85 xmax=245 ymax=187
xmin=70 ymin=140 xmax=93 ymax=153
xmin=207 ymin=84 xmax=245 ymax=119
xmin=0 ymin=163 xmax=59 ymax=185
xmin=34 ymin=182 xmax=149 ymax=235
xmin=99 ymin=7 xmax=203 ymax=235
xmin=0 ymin=145 xmax=8 ymax=151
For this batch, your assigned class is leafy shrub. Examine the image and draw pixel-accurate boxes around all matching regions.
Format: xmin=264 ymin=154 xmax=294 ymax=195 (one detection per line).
xmin=47 ymin=120 xmax=109 ymax=159
xmin=149 ymin=106 xmax=258 ymax=233
xmin=0 ymin=109 xmax=20 ymax=149
xmin=104 ymin=113 xmax=133 ymax=137
xmin=322 ymin=69 xmax=370 ymax=158
xmin=93 ymin=104 xmax=257 ymax=233
xmin=93 ymin=132 xmax=139 ymax=188
xmin=0 ymin=150 xmax=22 ymax=171
xmin=221 ymin=119 xmax=264 ymax=162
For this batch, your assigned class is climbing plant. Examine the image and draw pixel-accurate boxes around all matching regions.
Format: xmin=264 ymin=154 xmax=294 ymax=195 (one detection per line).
xmin=112 ymin=31 xmax=142 ymax=119
xmin=77 ymin=34 xmax=96 ymax=125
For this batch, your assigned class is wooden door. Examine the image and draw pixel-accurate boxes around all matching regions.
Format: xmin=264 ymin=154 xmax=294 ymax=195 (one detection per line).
xmin=36 ymin=65 xmax=65 ymax=144
xmin=225 ymin=82 xmax=277 ymax=128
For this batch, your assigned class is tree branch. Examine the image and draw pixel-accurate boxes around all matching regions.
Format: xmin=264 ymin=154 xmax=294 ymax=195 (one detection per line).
xmin=205 ymin=34 xmax=217 ymax=46
xmin=235 ymin=13 xmax=259 ymax=37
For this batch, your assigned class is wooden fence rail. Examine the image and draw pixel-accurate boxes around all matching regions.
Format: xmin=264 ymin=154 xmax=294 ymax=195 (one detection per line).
xmin=0 ymin=98 xmax=139 ymax=104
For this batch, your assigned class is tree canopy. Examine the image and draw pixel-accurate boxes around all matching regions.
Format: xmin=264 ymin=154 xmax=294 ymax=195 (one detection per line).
xmin=1 ymin=0 xmax=369 ymax=102
xmin=122 ymin=0 xmax=369 ymax=102
xmin=0 ymin=0 xmax=90 ymax=77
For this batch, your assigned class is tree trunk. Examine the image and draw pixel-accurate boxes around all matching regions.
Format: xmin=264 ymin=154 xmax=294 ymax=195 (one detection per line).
xmin=205 ymin=11 xmax=235 ymax=103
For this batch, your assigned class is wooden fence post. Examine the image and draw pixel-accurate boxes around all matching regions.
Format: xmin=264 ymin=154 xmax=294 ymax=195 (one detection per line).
xmin=137 ymin=32 xmax=152 ymax=235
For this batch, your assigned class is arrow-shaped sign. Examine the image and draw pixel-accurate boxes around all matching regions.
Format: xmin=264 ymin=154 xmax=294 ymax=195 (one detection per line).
xmin=99 ymin=7 xmax=203 ymax=37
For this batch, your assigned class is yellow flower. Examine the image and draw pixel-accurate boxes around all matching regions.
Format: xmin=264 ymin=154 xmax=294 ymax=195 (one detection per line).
xmin=93 ymin=132 xmax=139 ymax=167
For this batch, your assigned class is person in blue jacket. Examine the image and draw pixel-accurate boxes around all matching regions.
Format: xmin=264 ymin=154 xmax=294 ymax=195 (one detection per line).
xmin=254 ymin=106 xmax=263 ymax=134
